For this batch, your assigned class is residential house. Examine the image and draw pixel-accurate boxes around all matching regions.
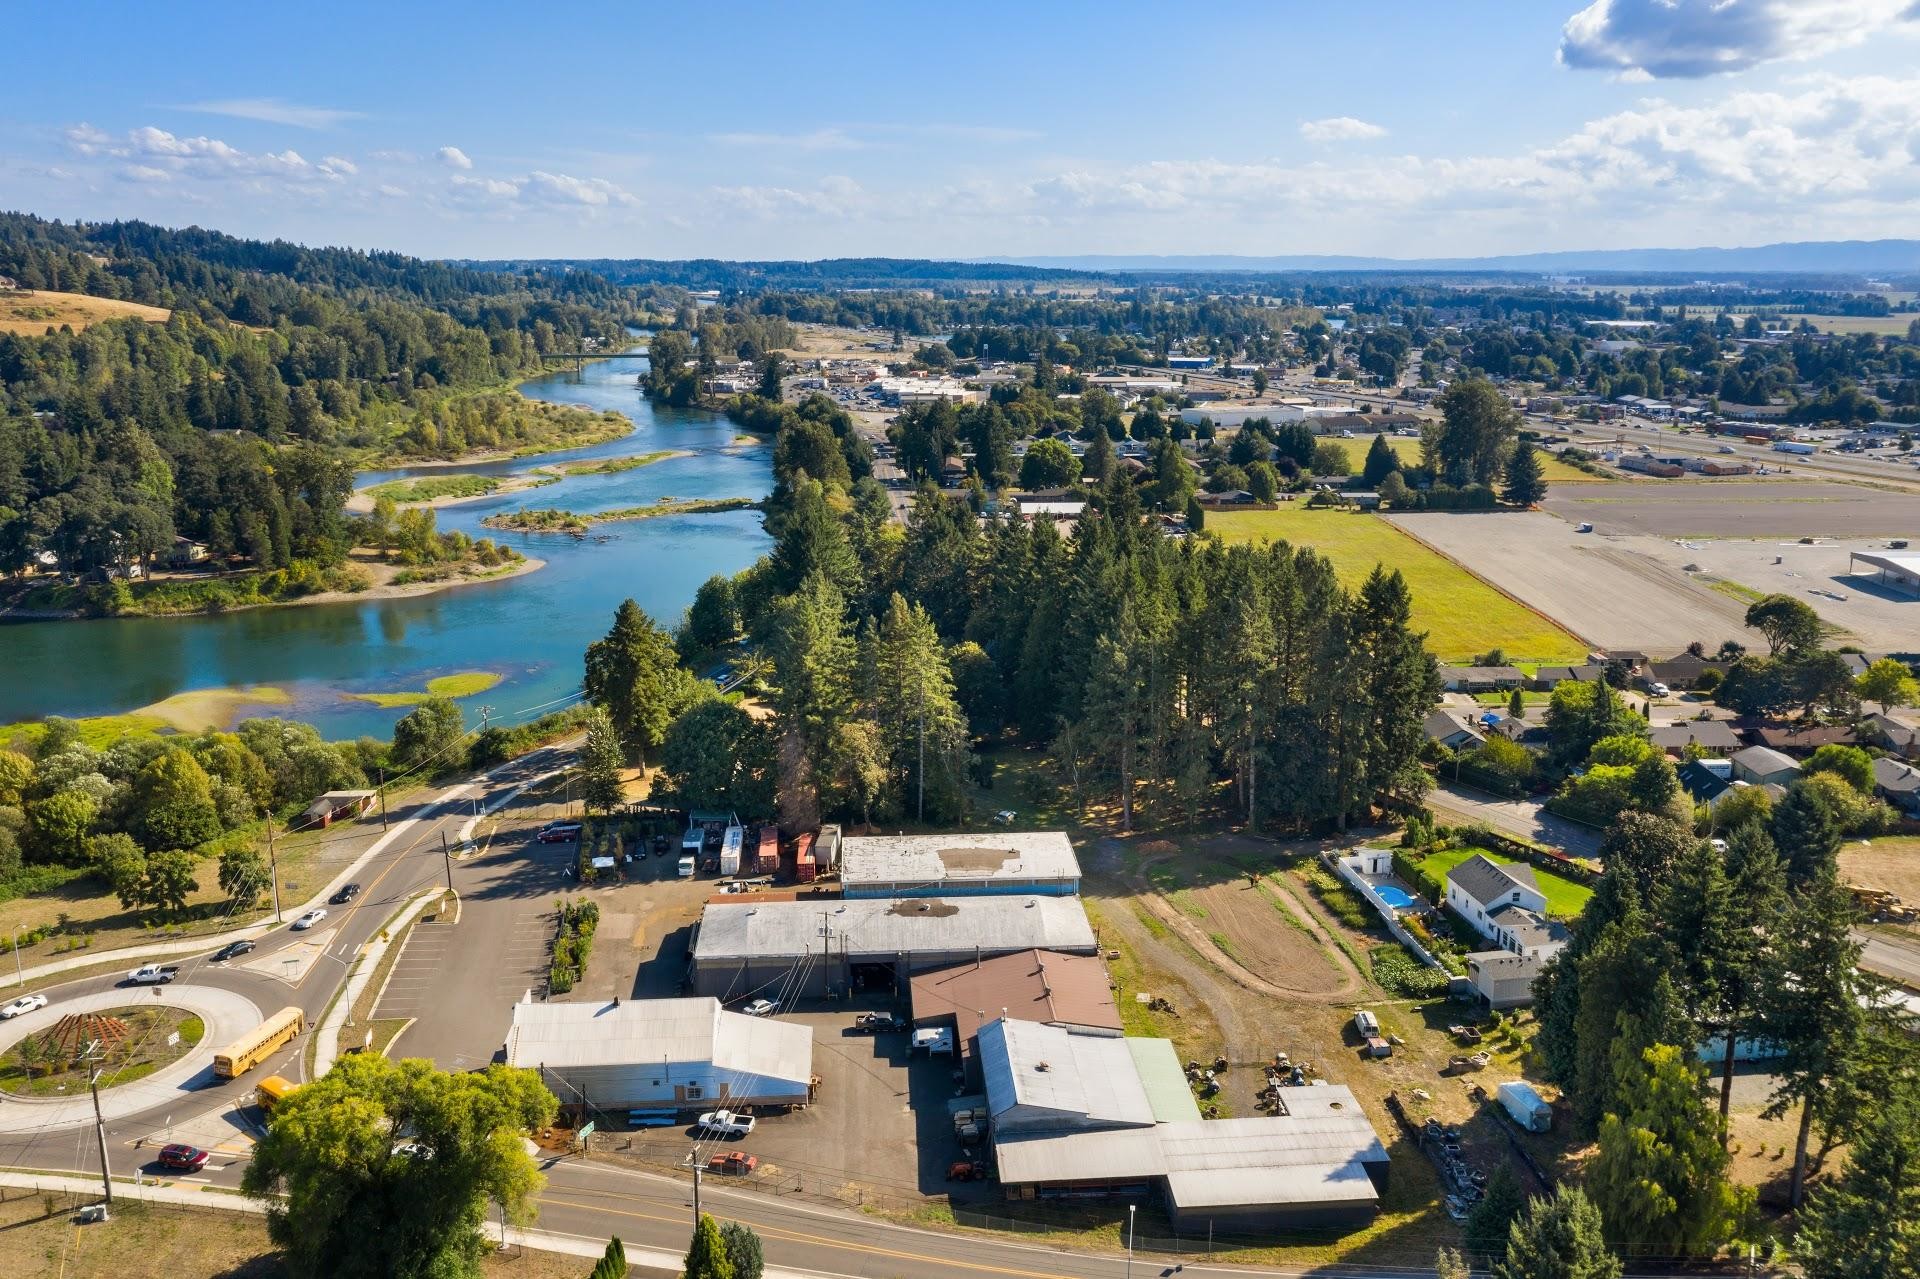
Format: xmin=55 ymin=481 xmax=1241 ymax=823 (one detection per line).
xmin=1872 ymin=756 xmax=1920 ymax=818
xmin=1444 ymin=855 xmax=1570 ymax=962
xmin=1465 ymin=951 xmax=1544 ymax=1011
xmin=1437 ymin=666 xmax=1526 ymax=693
xmin=1730 ymin=745 xmax=1801 ymax=786
xmin=1529 ymin=665 xmax=1605 ymax=691
xmin=1863 ymin=712 xmax=1920 ymax=759
xmin=1749 ymin=724 xmax=1862 ymax=755
xmin=1645 ymin=656 xmax=1729 ymax=689
xmin=167 ymin=536 xmax=209 ymax=568
xmin=1677 ymin=758 xmax=1735 ymax=805
xmin=298 ymin=789 xmax=377 ymax=830
xmin=1424 ymin=710 xmax=1485 ymax=752
xmin=1649 ymin=720 xmax=1741 ymax=756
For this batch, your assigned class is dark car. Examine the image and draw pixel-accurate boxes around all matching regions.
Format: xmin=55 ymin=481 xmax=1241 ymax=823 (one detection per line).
xmin=852 ymin=1012 xmax=904 ymax=1034
xmin=158 ymin=1143 xmax=210 ymax=1172
xmin=210 ymin=939 xmax=256 ymax=962
xmin=330 ymin=883 xmax=362 ymax=905
xmin=536 ymin=823 xmax=582 ymax=844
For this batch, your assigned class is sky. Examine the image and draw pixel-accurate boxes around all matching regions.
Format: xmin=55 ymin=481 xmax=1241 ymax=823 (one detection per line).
xmin=5 ymin=0 xmax=1920 ymax=262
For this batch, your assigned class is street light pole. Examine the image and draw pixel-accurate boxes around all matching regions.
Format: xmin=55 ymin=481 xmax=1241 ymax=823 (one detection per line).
xmin=87 ymin=1054 xmax=113 ymax=1218
xmin=266 ymin=815 xmax=282 ymax=924
xmin=1126 ymin=1203 xmax=1135 ymax=1279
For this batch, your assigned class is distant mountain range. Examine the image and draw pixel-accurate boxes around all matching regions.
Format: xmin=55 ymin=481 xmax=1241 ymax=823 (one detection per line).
xmin=989 ymin=240 xmax=1920 ymax=276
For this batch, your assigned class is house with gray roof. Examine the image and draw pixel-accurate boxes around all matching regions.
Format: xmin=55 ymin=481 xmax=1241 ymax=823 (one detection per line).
xmin=1444 ymin=855 xmax=1569 ymax=961
xmin=1649 ymin=720 xmax=1740 ymax=756
xmin=1873 ymin=755 xmax=1920 ymax=818
xmin=1731 ymin=745 xmax=1801 ymax=786
xmin=1424 ymin=709 xmax=1485 ymax=752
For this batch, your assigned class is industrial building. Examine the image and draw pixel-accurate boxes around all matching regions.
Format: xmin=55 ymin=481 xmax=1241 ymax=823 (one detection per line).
xmin=980 ymin=1020 xmax=1391 ymax=1230
xmin=910 ymin=949 xmax=1122 ymax=1060
xmin=689 ymin=894 xmax=1099 ymax=999
xmin=840 ymin=831 xmax=1081 ymax=898
xmin=503 ymin=997 xmax=814 ymax=1113
xmin=1849 ymin=550 xmax=1920 ymax=596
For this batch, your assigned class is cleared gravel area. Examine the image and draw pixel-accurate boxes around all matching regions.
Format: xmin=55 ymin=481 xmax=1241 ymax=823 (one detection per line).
xmin=1388 ymin=511 xmax=1750 ymax=652
xmin=1634 ymin=536 xmax=1920 ymax=652
xmin=1545 ymin=479 xmax=1920 ymax=539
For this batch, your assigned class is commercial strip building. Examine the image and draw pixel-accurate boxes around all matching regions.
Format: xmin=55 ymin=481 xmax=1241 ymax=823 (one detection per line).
xmin=689 ymin=893 xmax=1099 ymax=1000
xmin=503 ymin=997 xmax=814 ymax=1113
xmin=981 ymin=1019 xmax=1391 ymax=1229
xmin=840 ymin=831 xmax=1082 ymax=898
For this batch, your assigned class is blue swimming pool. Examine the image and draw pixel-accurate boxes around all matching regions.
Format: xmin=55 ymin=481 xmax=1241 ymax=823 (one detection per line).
xmin=1374 ymin=885 xmax=1420 ymax=910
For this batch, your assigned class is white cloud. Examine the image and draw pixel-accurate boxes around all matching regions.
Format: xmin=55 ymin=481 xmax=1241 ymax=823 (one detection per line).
xmin=63 ymin=123 xmax=363 ymax=192
xmin=710 ymin=128 xmax=865 ymax=151
xmin=450 ymin=174 xmax=521 ymax=198
xmin=524 ymin=170 xmax=639 ymax=207
xmin=125 ymin=165 xmax=172 ymax=183
xmin=714 ymin=175 xmax=865 ymax=219
xmin=436 ymin=146 xmax=473 ymax=170
xmin=1560 ymin=0 xmax=1920 ymax=79
xmin=1299 ymin=116 xmax=1387 ymax=144
xmin=174 ymin=98 xmax=361 ymax=129
xmin=319 ymin=155 xmax=358 ymax=178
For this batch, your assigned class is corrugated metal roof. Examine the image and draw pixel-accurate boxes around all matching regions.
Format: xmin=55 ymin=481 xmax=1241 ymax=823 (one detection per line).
xmin=503 ymin=997 xmax=812 ymax=1087
xmin=693 ymin=895 xmax=1097 ymax=964
xmin=909 ymin=949 xmax=1121 ymax=1047
xmin=1126 ymin=1038 xmax=1202 ymax=1124
xmin=840 ymin=832 xmax=1081 ymax=889
xmin=981 ymin=1019 xmax=1156 ymax=1131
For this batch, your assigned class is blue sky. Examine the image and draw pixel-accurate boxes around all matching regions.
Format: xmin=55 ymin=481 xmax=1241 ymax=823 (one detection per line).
xmin=5 ymin=0 xmax=1920 ymax=260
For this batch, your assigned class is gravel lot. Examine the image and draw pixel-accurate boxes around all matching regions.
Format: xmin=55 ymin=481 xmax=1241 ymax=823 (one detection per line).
xmin=1545 ymin=479 xmax=1919 ymax=538
xmin=1634 ymin=535 xmax=1920 ymax=652
xmin=1388 ymin=511 xmax=1751 ymax=652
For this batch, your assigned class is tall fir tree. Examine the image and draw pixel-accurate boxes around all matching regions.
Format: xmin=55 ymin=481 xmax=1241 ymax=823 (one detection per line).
xmin=583 ymin=599 xmax=701 ymax=764
xmin=1494 ymin=1186 xmax=1621 ymax=1279
xmin=1793 ymin=1075 xmax=1920 ymax=1279
xmin=1503 ymin=440 xmax=1549 ymax=505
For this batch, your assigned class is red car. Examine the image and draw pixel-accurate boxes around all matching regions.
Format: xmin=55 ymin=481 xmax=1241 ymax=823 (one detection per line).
xmin=536 ymin=823 xmax=581 ymax=844
xmin=158 ymin=1143 xmax=210 ymax=1172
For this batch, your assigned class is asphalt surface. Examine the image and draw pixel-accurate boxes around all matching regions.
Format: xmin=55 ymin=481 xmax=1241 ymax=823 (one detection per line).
xmin=1427 ymin=780 xmax=1605 ymax=858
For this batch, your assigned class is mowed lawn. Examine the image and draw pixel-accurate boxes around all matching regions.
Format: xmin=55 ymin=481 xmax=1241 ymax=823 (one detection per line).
xmin=1421 ymin=846 xmax=1594 ymax=918
xmin=1210 ymin=507 xmax=1588 ymax=663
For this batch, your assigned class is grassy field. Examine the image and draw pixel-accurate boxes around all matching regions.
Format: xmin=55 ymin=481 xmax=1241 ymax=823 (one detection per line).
xmin=1210 ymin=507 xmax=1588 ymax=662
xmin=363 ymin=474 xmax=500 ymax=503
xmin=344 ymin=671 xmax=503 ymax=707
xmin=1420 ymin=845 xmax=1594 ymax=917
xmin=0 ymin=685 xmax=292 ymax=752
xmin=1803 ymin=313 xmax=1920 ymax=336
xmin=0 ymin=288 xmax=171 ymax=335
xmin=1536 ymin=452 xmax=1611 ymax=483
xmin=1842 ymin=836 xmax=1920 ymax=904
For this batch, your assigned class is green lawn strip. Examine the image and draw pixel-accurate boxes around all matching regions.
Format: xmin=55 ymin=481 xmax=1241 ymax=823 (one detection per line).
xmin=343 ymin=670 xmax=503 ymax=707
xmin=480 ymin=496 xmax=759 ymax=534
xmin=1210 ymin=507 xmax=1587 ymax=663
xmin=1417 ymin=845 xmax=1593 ymax=917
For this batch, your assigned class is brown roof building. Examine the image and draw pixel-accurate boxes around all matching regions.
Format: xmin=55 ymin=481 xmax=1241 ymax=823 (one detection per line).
xmin=910 ymin=949 xmax=1122 ymax=1056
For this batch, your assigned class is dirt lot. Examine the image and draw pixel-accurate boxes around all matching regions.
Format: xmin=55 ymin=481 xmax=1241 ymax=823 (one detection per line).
xmin=1633 ymin=536 xmax=1920 ymax=652
xmin=1842 ymin=837 xmax=1920 ymax=906
xmin=1544 ymin=479 xmax=1919 ymax=539
xmin=1389 ymin=510 xmax=1750 ymax=652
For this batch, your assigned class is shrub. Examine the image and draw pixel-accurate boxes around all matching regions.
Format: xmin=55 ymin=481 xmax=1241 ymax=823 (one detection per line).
xmin=1303 ymin=867 xmax=1376 ymax=931
xmin=1369 ymin=944 xmax=1450 ymax=998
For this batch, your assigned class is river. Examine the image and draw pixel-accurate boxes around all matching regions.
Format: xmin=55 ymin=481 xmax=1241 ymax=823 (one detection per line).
xmin=0 ymin=350 xmax=773 ymax=739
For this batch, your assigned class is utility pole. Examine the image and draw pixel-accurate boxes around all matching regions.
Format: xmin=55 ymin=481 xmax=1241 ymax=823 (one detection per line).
xmin=691 ymin=1158 xmax=702 ymax=1228
xmin=266 ymin=815 xmax=282 ymax=924
xmin=377 ymin=768 xmax=389 ymax=831
xmin=86 ymin=1047 xmax=112 ymax=1217
xmin=440 ymin=831 xmax=454 ymax=894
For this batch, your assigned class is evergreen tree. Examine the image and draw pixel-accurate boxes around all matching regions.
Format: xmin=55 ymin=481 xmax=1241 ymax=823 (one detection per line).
xmin=1794 ymin=1075 xmax=1920 ymax=1279
xmin=587 ymin=1235 xmax=626 ymax=1279
xmin=767 ymin=477 xmax=860 ymax=598
xmin=1590 ymin=1043 xmax=1751 ymax=1257
xmin=1771 ymin=780 xmax=1841 ymax=886
xmin=578 ymin=707 xmax=626 ymax=814
xmin=766 ymin=574 xmax=858 ymax=828
xmin=719 ymin=1221 xmax=764 ymax=1279
xmin=584 ymin=600 xmax=701 ymax=765
xmin=1571 ymin=900 xmax=1689 ymax=1137
xmin=1708 ymin=820 xmax=1786 ymax=1120
xmin=1503 ymin=440 xmax=1548 ymax=505
xmin=1083 ymin=426 xmax=1116 ymax=483
xmin=1435 ymin=1247 xmax=1470 ymax=1279
xmin=681 ymin=1213 xmax=735 ymax=1279
xmin=859 ymin=594 xmax=969 ymax=822
xmin=1757 ymin=866 xmax=1871 ymax=1208
xmin=1184 ymin=493 xmax=1205 ymax=532
xmin=1494 ymin=1186 xmax=1620 ymax=1279
xmin=1360 ymin=433 xmax=1401 ymax=487
xmin=1466 ymin=1165 xmax=1527 ymax=1263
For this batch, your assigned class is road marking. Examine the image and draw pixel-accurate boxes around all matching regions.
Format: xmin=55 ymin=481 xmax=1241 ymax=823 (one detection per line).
xmin=537 ymin=1194 xmax=1074 ymax=1279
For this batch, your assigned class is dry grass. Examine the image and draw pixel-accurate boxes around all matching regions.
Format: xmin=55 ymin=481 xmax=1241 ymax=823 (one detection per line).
xmin=1842 ymin=836 xmax=1920 ymax=905
xmin=1210 ymin=507 xmax=1588 ymax=662
xmin=0 ymin=289 xmax=172 ymax=335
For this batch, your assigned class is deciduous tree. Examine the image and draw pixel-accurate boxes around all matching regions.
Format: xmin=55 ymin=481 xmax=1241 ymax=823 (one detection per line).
xmin=1744 ymin=593 xmax=1821 ymax=656
xmin=1856 ymin=656 xmax=1919 ymax=715
xmin=133 ymin=748 xmax=221 ymax=851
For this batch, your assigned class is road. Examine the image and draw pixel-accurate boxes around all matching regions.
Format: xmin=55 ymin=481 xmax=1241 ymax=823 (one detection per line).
xmin=1858 ymin=927 xmax=1920 ymax=988
xmin=1428 ymin=780 xmax=1604 ymax=859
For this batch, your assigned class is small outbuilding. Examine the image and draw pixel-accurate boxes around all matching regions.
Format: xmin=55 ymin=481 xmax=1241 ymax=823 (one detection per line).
xmin=298 ymin=789 xmax=376 ymax=830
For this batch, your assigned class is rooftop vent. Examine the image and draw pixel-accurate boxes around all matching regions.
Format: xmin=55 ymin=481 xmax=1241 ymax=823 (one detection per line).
xmin=1035 ymin=1061 xmax=1051 ymax=1072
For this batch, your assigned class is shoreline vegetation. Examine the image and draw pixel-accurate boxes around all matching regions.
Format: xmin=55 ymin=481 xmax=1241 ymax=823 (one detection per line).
xmin=343 ymin=671 xmax=504 ymax=707
xmin=480 ymin=496 xmax=760 ymax=535
xmin=348 ymin=449 xmax=688 ymax=513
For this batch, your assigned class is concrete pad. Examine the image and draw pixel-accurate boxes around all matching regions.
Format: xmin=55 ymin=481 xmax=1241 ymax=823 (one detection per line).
xmin=133 ymin=1099 xmax=260 ymax=1158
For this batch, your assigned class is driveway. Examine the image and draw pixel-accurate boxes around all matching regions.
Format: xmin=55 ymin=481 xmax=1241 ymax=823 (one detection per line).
xmin=1429 ymin=781 xmax=1603 ymax=858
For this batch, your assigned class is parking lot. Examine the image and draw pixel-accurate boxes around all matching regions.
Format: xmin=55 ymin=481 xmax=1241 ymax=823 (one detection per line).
xmin=605 ymin=1004 xmax=993 ymax=1207
xmin=1545 ymin=479 xmax=1917 ymax=538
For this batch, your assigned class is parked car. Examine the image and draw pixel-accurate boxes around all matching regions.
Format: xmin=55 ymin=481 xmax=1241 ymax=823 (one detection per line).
xmin=742 ymin=998 xmax=777 ymax=1017
xmin=1646 ymin=681 xmax=1671 ymax=698
xmin=852 ymin=1012 xmax=904 ymax=1034
xmin=157 ymin=1144 xmax=210 ymax=1173
xmin=706 ymin=1152 xmax=758 ymax=1176
xmin=537 ymin=823 xmax=582 ymax=844
xmin=696 ymin=1110 xmax=756 ymax=1138
xmin=330 ymin=883 xmax=362 ymax=905
xmin=210 ymin=939 xmax=256 ymax=962
xmin=0 ymin=993 xmax=48 ymax=1019
xmin=291 ymin=909 xmax=328 ymax=931
xmin=990 ymin=809 xmax=1017 ymax=826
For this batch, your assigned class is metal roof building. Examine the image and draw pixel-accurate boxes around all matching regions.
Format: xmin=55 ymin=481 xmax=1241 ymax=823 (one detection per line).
xmin=981 ymin=1019 xmax=1158 ymax=1136
xmin=690 ymin=895 xmax=1098 ymax=1000
xmin=1849 ymin=550 xmax=1920 ymax=596
xmin=503 ymin=997 xmax=813 ymax=1113
xmin=910 ymin=949 xmax=1122 ymax=1055
xmin=839 ymin=831 xmax=1082 ymax=898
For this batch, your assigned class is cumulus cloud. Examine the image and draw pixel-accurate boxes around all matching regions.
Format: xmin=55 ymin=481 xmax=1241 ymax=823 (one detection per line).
xmin=714 ymin=175 xmax=865 ymax=219
xmin=447 ymin=169 xmax=639 ymax=209
xmin=1299 ymin=116 xmax=1387 ymax=144
xmin=174 ymin=98 xmax=361 ymax=129
xmin=63 ymin=123 xmax=357 ymax=190
xmin=1560 ymin=0 xmax=1920 ymax=78
xmin=436 ymin=146 xmax=473 ymax=170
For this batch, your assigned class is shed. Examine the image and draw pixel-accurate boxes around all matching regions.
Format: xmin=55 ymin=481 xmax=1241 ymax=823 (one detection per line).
xmin=298 ymin=789 xmax=376 ymax=830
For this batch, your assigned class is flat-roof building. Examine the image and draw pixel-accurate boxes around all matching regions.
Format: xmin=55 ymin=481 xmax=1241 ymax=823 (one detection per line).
xmin=690 ymin=894 xmax=1098 ymax=1000
xmin=503 ymin=997 xmax=813 ymax=1113
xmin=1849 ymin=550 xmax=1920 ymax=596
xmin=840 ymin=831 xmax=1081 ymax=898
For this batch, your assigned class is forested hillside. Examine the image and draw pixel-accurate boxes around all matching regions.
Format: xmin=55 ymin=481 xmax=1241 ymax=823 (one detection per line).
xmin=0 ymin=214 xmax=640 ymax=581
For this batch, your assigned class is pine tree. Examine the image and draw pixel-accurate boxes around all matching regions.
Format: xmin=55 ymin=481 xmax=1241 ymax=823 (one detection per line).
xmin=719 ymin=1221 xmax=764 ymax=1279
xmin=1590 ymin=1043 xmax=1752 ymax=1256
xmin=1361 ymin=432 xmax=1401 ymax=487
xmin=859 ymin=593 xmax=969 ymax=822
xmin=767 ymin=574 xmax=858 ymax=828
xmin=682 ymin=1213 xmax=735 ymax=1279
xmin=1084 ymin=426 xmax=1116 ymax=483
xmin=578 ymin=707 xmax=626 ymax=813
xmin=1466 ymin=1165 xmax=1527 ymax=1263
xmin=1794 ymin=1076 xmax=1920 ymax=1279
xmin=584 ymin=599 xmax=700 ymax=765
xmin=1435 ymin=1246 xmax=1471 ymax=1279
xmin=1757 ymin=866 xmax=1871 ymax=1207
xmin=588 ymin=1235 xmax=626 ymax=1278
xmin=1708 ymin=820 xmax=1786 ymax=1120
xmin=1570 ymin=901 xmax=1688 ymax=1138
xmin=768 ymin=477 xmax=860 ymax=598
xmin=1771 ymin=781 xmax=1841 ymax=886
xmin=1503 ymin=440 xmax=1548 ymax=505
xmin=1494 ymin=1186 xmax=1620 ymax=1279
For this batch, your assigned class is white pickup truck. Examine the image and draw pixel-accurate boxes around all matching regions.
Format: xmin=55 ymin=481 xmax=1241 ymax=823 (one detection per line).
xmin=125 ymin=963 xmax=181 ymax=985
xmin=696 ymin=1109 xmax=756 ymax=1138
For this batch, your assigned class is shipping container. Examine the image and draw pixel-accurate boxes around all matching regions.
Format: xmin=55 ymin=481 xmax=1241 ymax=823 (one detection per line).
xmin=793 ymin=831 xmax=817 ymax=883
xmin=753 ymin=826 xmax=780 ymax=875
xmin=719 ymin=824 xmax=743 ymax=877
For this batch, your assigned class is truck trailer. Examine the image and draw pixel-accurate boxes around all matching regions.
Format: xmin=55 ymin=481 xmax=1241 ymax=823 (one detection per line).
xmin=1773 ymin=440 xmax=1815 ymax=455
xmin=1497 ymin=1080 xmax=1552 ymax=1132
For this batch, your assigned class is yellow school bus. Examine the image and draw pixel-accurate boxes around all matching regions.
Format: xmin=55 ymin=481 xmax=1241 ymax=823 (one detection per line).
xmin=255 ymin=1074 xmax=300 ymax=1111
xmin=213 ymin=1006 xmax=305 ymax=1078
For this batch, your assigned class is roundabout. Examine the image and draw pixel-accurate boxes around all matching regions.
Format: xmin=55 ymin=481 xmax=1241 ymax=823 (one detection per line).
xmin=0 ymin=986 xmax=263 ymax=1132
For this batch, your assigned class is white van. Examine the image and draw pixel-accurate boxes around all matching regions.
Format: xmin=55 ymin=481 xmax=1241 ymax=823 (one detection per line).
xmin=1352 ymin=1010 xmax=1380 ymax=1038
xmin=677 ymin=854 xmax=696 ymax=878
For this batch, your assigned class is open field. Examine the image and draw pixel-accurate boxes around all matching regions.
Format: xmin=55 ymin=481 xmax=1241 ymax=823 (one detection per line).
xmin=1211 ymin=508 xmax=1588 ymax=662
xmin=1388 ymin=510 xmax=1752 ymax=652
xmin=1632 ymin=535 xmax=1920 ymax=652
xmin=1545 ymin=479 xmax=1919 ymax=539
xmin=0 ymin=288 xmax=171 ymax=334
xmin=1417 ymin=846 xmax=1593 ymax=918
xmin=1804 ymin=313 xmax=1920 ymax=336
xmin=1842 ymin=837 xmax=1920 ymax=905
